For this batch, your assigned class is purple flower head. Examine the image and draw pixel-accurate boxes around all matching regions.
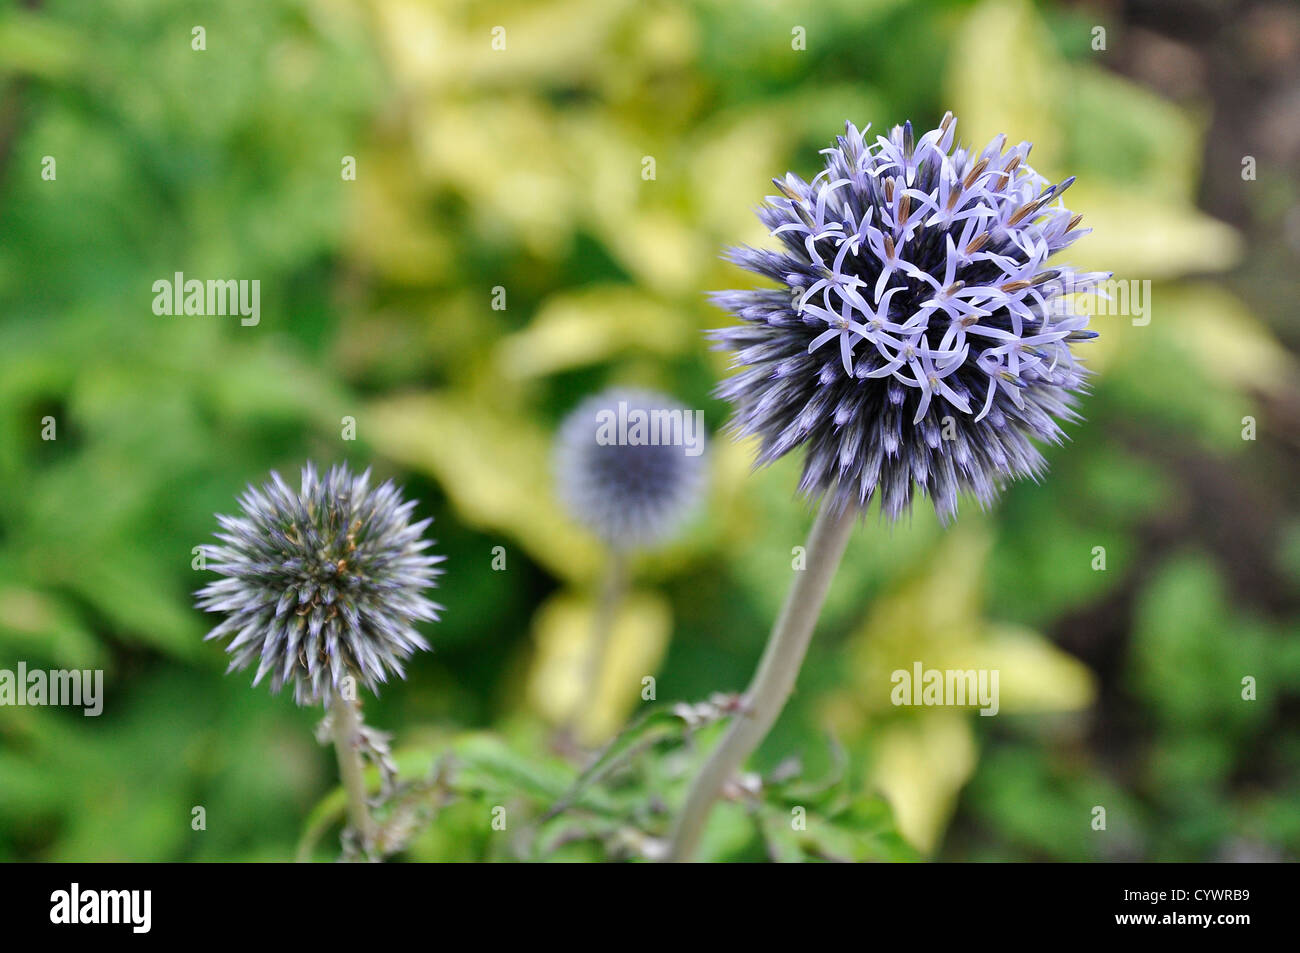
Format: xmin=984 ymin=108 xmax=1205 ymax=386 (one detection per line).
xmin=555 ymin=388 xmax=708 ymax=551
xmin=710 ymin=115 xmax=1105 ymax=520
xmin=197 ymin=463 xmax=444 ymax=705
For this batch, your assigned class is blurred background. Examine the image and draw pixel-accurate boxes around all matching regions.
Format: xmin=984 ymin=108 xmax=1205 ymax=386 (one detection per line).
xmin=1 ymin=0 xmax=1297 ymax=861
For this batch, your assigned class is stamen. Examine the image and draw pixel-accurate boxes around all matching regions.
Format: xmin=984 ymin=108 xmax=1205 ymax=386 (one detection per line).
xmin=1007 ymin=200 xmax=1044 ymax=226
xmin=772 ymin=177 xmax=798 ymax=201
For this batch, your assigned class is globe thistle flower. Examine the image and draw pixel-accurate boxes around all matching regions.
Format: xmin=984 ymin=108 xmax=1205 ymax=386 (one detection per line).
xmin=197 ymin=463 xmax=444 ymax=706
xmin=668 ymin=116 xmax=1107 ymax=862
xmin=554 ymin=388 xmax=707 ymax=551
xmin=710 ymin=114 xmax=1105 ymax=521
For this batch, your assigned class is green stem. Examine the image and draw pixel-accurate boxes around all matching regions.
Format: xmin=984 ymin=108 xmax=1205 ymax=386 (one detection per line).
xmin=586 ymin=552 xmax=626 ymax=702
xmin=565 ymin=551 xmax=627 ymax=740
xmin=665 ymin=501 xmax=858 ymax=862
xmin=330 ymin=691 xmax=376 ymax=851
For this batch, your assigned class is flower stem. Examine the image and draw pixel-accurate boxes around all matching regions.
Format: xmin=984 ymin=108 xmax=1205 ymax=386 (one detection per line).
xmin=665 ymin=501 xmax=858 ymax=862
xmin=586 ymin=553 xmax=626 ymax=700
xmin=564 ymin=551 xmax=627 ymax=742
xmin=329 ymin=691 xmax=377 ymax=851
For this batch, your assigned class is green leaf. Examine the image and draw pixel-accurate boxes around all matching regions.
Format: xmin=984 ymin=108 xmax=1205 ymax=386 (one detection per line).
xmin=544 ymin=707 xmax=691 ymax=821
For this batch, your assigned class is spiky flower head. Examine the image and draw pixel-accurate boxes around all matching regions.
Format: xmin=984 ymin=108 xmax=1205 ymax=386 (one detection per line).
xmin=555 ymin=388 xmax=708 ymax=551
xmin=711 ymin=114 xmax=1105 ymax=520
xmin=197 ymin=463 xmax=444 ymax=705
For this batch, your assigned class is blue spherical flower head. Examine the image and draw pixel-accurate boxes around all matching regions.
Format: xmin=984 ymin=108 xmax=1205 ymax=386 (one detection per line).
xmin=555 ymin=389 xmax=708 ymax=551
xmin=710 ymin=115 xmax=1106 ymax=521
xmin=197 ymin=463 xmax=444 ymax=705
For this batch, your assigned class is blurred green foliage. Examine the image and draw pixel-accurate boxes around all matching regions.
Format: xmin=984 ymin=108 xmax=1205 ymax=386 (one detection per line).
xmin=0 ymin=0 xmax=1296 ymax=861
